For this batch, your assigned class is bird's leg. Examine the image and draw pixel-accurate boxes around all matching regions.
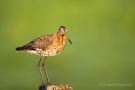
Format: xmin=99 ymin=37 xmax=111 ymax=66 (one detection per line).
xmin=42 ymin=56 xmax=50 ymax=84
xmin=38 ymin=55 xmax=44 ymax=84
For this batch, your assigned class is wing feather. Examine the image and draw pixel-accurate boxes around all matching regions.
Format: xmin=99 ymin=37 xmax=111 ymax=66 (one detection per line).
xmin=16 ymin=34 xmax=53 ymax=51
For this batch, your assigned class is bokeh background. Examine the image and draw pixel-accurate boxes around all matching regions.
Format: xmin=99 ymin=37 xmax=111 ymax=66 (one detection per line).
xmin=0 ymin=0 xmax=135 ymax=90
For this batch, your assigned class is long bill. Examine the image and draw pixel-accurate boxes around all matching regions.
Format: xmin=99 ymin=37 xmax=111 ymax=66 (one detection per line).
xmin=65 ymin=33 xmax=72 ymax=44
xmin=68 ymin=38 xmax=72 ymax=44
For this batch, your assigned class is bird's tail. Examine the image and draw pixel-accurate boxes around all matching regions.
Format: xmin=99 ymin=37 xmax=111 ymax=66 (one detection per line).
xmin=16 ymin=45 xmax=26 ymax=51
xmin=16 ymin=47 xmax=22 ymax=51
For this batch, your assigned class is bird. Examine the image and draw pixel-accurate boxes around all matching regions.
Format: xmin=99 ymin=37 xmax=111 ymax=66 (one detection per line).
xmin=16 ymin=26 xmax=72 ymax=84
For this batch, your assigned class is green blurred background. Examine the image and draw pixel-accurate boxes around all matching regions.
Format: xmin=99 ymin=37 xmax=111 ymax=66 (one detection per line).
xmin=0 ymin=0 xmax=135 ymax=90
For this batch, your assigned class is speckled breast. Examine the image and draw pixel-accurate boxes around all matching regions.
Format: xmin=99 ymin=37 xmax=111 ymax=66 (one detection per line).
xmin=41 ymin=47 xmax=60 ymax=56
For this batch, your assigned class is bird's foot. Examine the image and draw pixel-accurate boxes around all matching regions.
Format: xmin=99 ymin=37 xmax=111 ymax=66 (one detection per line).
xmin=46 ymin=82 xmax=52 ymax=85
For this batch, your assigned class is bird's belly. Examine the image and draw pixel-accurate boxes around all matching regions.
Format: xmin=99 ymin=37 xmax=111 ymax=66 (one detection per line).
xmin=42 ymin=48 xmax=58 ymax=56
xmin=26 ymin=47 xmax=60 ymax=56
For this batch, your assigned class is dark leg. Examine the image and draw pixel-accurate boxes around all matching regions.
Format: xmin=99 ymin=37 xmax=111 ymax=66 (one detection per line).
xmin=42 ymin=56 xmax=50 ymax=84
xmin=38 ymin=55 xmax=44 ymax=84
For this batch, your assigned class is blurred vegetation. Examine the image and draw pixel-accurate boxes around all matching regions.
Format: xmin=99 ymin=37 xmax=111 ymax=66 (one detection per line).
xmin=0 ymin=0 xmax=135 ymax=90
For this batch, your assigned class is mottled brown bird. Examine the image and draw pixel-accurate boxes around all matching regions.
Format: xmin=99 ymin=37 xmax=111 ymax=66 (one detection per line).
xmin=16 ymin=26 xmax=72 ymax=84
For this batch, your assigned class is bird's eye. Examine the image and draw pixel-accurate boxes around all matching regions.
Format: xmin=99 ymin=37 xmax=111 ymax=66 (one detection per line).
xmin=60 ymin=28 xmax=64 ymax=32
xmin=60 ymin=28 xmax=63 ymax=30
xmin=62 ymin=34 xmax=64 ymax=36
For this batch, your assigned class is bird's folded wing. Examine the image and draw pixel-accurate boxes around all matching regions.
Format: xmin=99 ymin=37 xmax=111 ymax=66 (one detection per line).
xmin=16 ymin=34 xmax=54 ymax=51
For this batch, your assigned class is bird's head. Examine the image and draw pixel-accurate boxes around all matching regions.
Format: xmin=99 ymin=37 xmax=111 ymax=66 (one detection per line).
xmin=57 ymin=26 xmax=72 ymax=44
